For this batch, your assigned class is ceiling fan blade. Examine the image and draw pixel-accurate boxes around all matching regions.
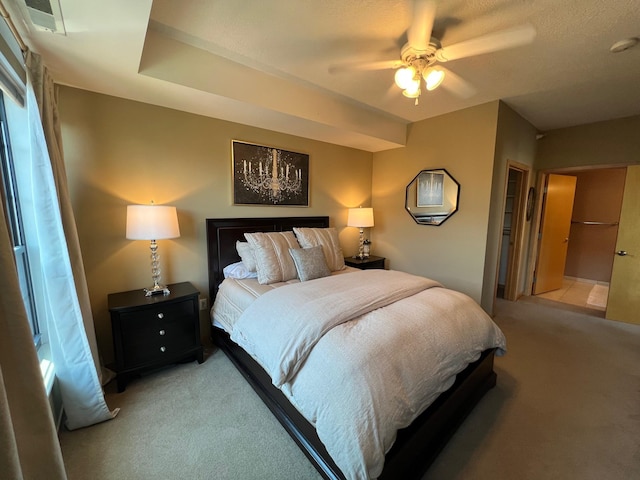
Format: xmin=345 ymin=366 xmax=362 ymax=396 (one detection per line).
xmin=407 ymin=0 xmax=437 ymax=51
xmin=439 ymin=67 xmax=476 ymax=98
xmin=436 ymin=24 xmax=536 ymax=62
xmin=329 ymin=59 xmax=403 ymax=74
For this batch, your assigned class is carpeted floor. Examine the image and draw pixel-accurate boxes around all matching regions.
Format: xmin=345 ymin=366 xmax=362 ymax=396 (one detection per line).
xmin=59 ymin=298 xmax=640 ymax=480
xmin=424 ymin=297 xmax=640 ymax=480
xmin=60 ymin=346 xmax=320 ymax=480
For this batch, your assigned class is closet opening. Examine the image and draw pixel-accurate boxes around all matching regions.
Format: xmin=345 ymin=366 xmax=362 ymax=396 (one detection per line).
xmin=497 ymin=163 xmax=529 ymax=301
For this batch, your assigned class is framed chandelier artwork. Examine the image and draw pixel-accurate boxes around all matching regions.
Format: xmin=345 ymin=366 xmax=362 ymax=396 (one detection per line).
xmin=232 ymin=140 xmax=309 ymax=206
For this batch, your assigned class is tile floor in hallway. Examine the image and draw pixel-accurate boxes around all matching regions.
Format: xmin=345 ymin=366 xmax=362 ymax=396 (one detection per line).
xmin=535 ymin=277 xmax=609 ymax=311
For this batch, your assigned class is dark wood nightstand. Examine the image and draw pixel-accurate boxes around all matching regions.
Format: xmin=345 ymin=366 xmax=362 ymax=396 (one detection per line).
xmin=344 ymin=255 xmax=386 ymax=270
xmin=108 ymin=282 xmax=204 ymax=392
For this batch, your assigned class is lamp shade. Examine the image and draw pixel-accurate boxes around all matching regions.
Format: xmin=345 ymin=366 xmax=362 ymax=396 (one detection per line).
xmin=126 ymin=205 xmax=180 ymax=240
xmin=347 ymin=207 xmax=374 ymax=228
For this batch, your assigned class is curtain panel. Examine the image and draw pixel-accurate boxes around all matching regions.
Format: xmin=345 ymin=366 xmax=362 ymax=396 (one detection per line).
xmin=22 ymin=52 xmax=117 ymax=430
xmin=0 ymin=174 xmax=66 ymax=479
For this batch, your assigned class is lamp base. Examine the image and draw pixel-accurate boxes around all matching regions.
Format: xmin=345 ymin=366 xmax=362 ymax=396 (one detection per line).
xmin=144 ymin=284 xmax=170 ymax=296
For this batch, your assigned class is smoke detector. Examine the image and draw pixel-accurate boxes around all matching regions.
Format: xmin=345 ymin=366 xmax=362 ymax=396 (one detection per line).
xmin=22 ymin=0 xmax=66 ymax=34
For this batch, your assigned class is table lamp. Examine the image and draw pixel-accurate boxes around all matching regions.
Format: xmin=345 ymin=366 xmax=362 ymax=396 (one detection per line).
xmin=347 ymin=207 xmax=374 ymax=260
xmin=126 ymin=203 xmax=180 ymax=296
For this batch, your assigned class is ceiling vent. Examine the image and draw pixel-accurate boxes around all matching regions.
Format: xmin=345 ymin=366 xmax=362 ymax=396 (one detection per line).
xmin=23 ymin=0 xmax=66 ymax=34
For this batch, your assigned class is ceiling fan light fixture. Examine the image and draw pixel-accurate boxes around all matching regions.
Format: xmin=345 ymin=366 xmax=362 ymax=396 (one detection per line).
xmin=423 ymin=67 xmax=445 ymax=91
xmin=402 ymin=83 xmax=421 ymax=98
xmin=394 ymin=66 xmax=417 ymax=89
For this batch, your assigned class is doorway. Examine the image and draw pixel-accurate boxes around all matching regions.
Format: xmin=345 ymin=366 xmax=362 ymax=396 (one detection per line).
xmin=530 ymin=167 xmax=627 ymax=313
xmin=497 ymin=162 xmax=529 ymax=301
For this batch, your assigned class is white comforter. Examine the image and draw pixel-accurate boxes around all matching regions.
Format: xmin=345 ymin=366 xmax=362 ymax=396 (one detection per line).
xmin=227 ymin=269 xmax=506 ymax=480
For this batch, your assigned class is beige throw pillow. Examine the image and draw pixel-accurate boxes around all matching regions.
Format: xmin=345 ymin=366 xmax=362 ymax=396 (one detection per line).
xmin=293 ymin=227 xmax=345 ymax=271
xmin=244 ymin=231 xmax=301 ymax=284
xmin=235 ymin=241 xmax=257 ymax=272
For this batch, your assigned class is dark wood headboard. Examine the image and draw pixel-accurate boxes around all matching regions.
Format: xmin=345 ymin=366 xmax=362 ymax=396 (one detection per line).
xmin=205 ymin=216 xmax=330 ymax=301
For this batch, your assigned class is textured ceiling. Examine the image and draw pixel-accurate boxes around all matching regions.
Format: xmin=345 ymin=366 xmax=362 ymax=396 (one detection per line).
xmin=6 ymin=0 xmax=640 ymax=151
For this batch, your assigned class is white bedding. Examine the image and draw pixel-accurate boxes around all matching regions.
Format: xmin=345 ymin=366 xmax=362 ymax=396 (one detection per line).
xmin=212 ymin=269 xmax=506 ymax=480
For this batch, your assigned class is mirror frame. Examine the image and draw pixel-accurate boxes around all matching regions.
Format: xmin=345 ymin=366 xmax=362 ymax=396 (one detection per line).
xmin=405 ymin=168 xmax=460 ymax=226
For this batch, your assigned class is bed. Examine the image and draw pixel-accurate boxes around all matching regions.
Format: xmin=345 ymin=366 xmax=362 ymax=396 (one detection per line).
xmin=206 ymin=216 xmax=505 ymax=480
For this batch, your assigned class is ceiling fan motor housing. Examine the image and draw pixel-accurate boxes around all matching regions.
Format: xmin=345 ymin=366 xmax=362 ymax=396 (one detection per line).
xmin=400 ymin=39 xmax=441 ymax=69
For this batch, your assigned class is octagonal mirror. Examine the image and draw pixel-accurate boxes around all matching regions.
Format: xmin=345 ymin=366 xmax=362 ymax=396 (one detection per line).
xmin=405 ymin=168 xmax=460 ymax=226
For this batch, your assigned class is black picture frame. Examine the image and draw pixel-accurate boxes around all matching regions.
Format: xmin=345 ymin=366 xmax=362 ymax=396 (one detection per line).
xmin=232 ymin=140 xmax=309 ymax=206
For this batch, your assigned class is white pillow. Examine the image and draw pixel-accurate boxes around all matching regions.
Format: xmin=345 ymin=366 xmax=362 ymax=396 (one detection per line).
xmin=289 ymin=246 xmax=331 ymax=282
xmin=236 ymin=241 xmax=257 ymax=272
xmin=293 ymin=227 xmax=345 ymax=271
xmin=244 ymin=231 xmax=301 ymax=284
xmin=223 ymin=261 xmax=258 ymax=279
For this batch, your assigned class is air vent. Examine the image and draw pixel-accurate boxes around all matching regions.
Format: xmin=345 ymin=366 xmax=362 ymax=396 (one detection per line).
xmin=23 ymin=0 xmax=66 ymax=34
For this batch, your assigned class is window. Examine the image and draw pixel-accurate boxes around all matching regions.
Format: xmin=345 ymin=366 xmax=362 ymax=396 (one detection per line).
xmin=0 ymin=90 xmax=41 ymax=346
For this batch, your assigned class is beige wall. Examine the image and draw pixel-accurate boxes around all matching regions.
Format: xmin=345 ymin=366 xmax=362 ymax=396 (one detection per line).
xmin=371 ymin=102 xmax=500 ymax=304
xmin=59 ymin=86 xmax=373 ymax=363
xmin=535 ymin=115 xmax=640 ymax=171
xmin=481 ymin=102 xmax=538 ymax=312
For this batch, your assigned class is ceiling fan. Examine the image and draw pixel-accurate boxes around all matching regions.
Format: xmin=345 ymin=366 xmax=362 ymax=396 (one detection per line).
xmin=331 ymin=0 xmax=536 ymax=105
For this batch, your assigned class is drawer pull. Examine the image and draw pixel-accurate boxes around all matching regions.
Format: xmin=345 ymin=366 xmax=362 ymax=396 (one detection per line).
xmin=157 ymin=313 xmax=164 ymax=319
xmin=160 ymin=346 xmax=166 ymax=353
xmin=159 ymin=329 xmax=166 ymax=336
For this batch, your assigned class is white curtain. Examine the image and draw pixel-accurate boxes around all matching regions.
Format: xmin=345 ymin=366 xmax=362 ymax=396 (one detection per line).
xmin=18 ymin=52 xmax=117 ymax=430
xmin=0 ymin=179 xmax=66 ymax=478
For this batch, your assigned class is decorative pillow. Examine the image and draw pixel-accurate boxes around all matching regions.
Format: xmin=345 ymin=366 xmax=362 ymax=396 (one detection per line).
xmin=244 ymin=231 xmax=301 ymax=284
xmin=289 ymin=246 xmax=331 ymax=282
xmin=236 ymin=241 xmax=257 ymax=272
xmin=223 ymin=261 xmax=258 ymax=280
xmin=293 ymin=227 xmax=345 ymax=271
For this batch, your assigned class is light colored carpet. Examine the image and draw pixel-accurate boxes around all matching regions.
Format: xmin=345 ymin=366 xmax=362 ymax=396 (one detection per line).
xmin=59 ymin=298 xmax=640 ymax=480
xmin=59 ymin=349 xmax=321 ymax=480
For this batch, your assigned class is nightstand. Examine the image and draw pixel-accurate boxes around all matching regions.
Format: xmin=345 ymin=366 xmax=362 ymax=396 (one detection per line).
xmin=108 ymin=282 xmax=204 ymax=392
xmin=344 ymin=255 xmax=386 ymax=270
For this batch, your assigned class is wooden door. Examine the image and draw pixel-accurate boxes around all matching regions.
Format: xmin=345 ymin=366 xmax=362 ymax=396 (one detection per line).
xmin=606 ymin=165 xmax=640 ymax=325
xmin=533 ymin=174 xmax=577 ymax=294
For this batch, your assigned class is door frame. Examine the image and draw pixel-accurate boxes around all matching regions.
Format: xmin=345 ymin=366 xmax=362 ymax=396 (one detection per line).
xmin=495 ymin=161 xmax=531 ymax=302
xmin=504 ymin=162 xmax=530 ymax=300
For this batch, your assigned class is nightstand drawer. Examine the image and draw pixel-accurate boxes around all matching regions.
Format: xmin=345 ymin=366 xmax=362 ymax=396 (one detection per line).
xmin=122 ymin=339 xmax=163 ymax=367
xmin=120 ymin=300 xmax=194 ymax=328
xmin=120 ymin=325 xmax=195 ymax=365
xmin=119 ymin=301 xmax=195 ymax=338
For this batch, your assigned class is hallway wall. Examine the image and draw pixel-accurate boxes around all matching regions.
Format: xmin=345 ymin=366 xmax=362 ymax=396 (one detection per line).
xmin=535 ymin=115 xmax=640 ymax=170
